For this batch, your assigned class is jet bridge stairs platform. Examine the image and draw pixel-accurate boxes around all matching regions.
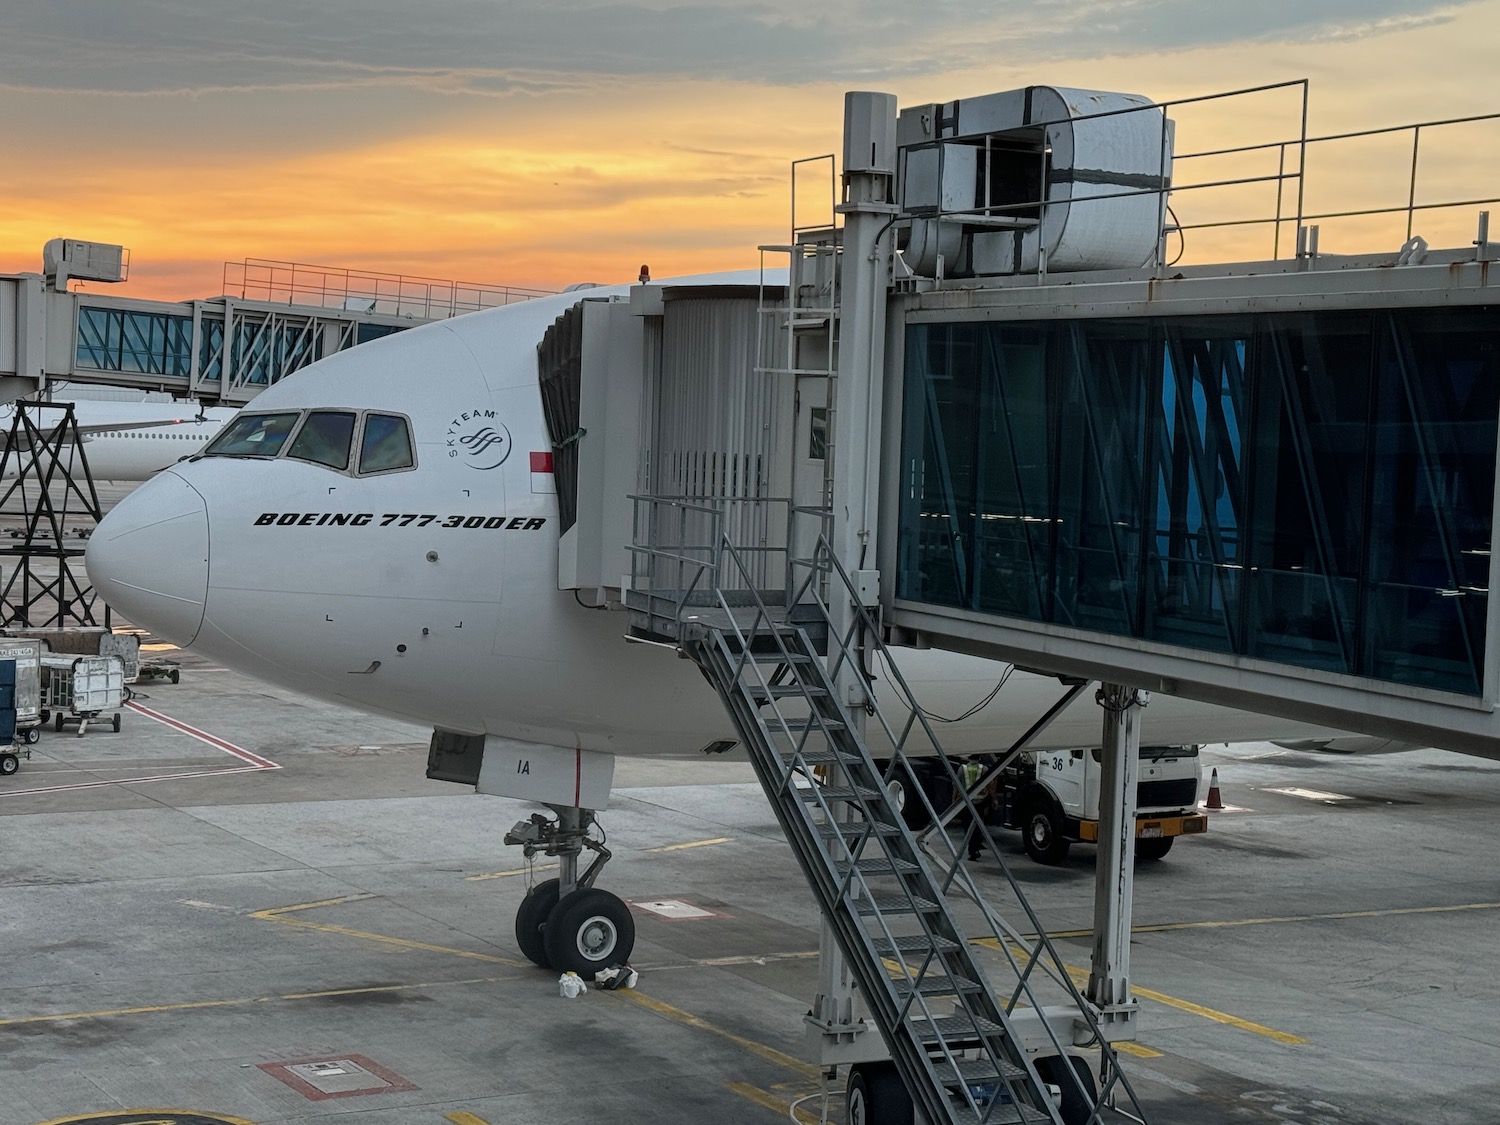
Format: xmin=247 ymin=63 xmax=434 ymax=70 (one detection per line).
xmin=625 ymin=514 xmax=1149 ymax=1125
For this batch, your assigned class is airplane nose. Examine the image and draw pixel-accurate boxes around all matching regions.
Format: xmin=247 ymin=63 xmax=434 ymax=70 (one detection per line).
xmin=86 ymin=472 xmax=209 ymax=646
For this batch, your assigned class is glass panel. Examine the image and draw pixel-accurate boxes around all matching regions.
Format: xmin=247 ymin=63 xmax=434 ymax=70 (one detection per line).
xmin=359 ymin=414 xmax=414 ymax=473
xmin=899 ymin=306 xmax=1498 ymax=696
xmin=202 ymin=412 xmax=301 ymax=457
xmin=287 ymin=411 xmax=356 ymax=470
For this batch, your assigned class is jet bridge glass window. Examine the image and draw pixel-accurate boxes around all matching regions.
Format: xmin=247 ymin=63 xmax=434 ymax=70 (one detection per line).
xmin=288 ymin=411 xmax=356 ymax=471
xmin=899 ymin=307 xmax=1500 ymax=697
xmin=359 ymin=413 xmax=414 ymax=474
xmin=202 ymin=412 xmax=301 ymax=458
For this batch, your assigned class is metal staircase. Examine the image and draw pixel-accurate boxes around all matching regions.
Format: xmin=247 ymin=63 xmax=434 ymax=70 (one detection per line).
xmin=627 ymin=512 xmax=1150 ymax=1125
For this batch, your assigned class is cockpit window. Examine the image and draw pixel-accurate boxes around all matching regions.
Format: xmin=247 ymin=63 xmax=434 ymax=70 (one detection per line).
xmin=359 ymin=413 xmax=414 ymax=474
xmin=202 ymin=413 xmax=301 ymax=458
xmin=287 ymin=411 xmax=356 ymax=471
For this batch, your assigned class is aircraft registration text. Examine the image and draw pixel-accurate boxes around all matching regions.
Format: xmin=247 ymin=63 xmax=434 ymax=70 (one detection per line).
xmin=254 ymin=512 xmax=546 ymax=529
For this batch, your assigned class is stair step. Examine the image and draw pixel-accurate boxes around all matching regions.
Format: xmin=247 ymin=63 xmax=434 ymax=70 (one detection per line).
xmin=951 ymin=1103 xmax=1055 ymax=1125
xmin=835 ymin=856 xmax=921 ymax=878
xmin=799 ymin=784 xmax=881 ymax=804
xmin=769 ymin=716 xmax=848 ymax=734
xmin=872 ymin=933 xmax=958 ymax=956
xmin=911 ymin=1013 xmax=1006 ymax=1042
xmin=937 ymin=1056 xmax=1030 ymax=1084
xmin=854 ymin=891 xmax=941 ymax=915
xmin=777 ymin=748 xmax=852 ymax=767
xmin=891 ymin=971 xmax=983 ymax=998
xmin=815 ymin=819 xmax=904 ymax=841
xmin=749 ymin=684 xmax=829 ymax=703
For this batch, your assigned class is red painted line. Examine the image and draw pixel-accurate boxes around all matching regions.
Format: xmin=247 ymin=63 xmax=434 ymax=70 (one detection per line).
xmin=126 ymin=699 xmax=280 ymax=769
xmin=1 ymin=765 xmax=265 ymax=798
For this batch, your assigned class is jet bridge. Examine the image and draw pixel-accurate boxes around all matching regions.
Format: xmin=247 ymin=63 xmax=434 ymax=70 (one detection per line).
xmin=545 ymin=79 xmax=1500 ymax=1124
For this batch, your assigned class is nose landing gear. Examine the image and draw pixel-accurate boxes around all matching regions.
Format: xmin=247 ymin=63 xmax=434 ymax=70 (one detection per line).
xmin=505 ymin=805 xmax=635 ymax=977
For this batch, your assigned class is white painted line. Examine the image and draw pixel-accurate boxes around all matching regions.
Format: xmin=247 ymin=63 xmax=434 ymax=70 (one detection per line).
xmin=1206 ymin=803 xmax=1254 ymax=813
xmin=1 ymin=764 xmax=265 ymax=798
xmin=1263 ymin=786 xmax=1353 ymax=803
xmin=0 ymin=703 xmax=278 ymax=798
xmin=125 ymin=700 xmax=280 ymax=769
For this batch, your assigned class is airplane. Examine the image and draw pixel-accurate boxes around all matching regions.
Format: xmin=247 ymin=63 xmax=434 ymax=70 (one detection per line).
xmin=0 ymin=399 xmax=238 ymax=482
xmin=84 ymin=270 xmax=1336 ymax=978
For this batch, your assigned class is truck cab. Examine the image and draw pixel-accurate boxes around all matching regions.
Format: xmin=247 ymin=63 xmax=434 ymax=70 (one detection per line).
xmin=998 ymin=744 xmax=1207 ymax=864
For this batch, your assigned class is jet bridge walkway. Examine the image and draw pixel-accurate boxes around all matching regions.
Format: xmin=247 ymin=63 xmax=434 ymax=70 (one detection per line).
xmin=627 ymin=501 xmax=1147 ymax=1125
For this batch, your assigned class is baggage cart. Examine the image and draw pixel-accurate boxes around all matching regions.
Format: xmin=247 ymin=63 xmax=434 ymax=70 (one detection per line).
xmin=42 ymin=654 xmax=125 ymax=737
xmin=0 ymin=638 xmax=43 ymax=742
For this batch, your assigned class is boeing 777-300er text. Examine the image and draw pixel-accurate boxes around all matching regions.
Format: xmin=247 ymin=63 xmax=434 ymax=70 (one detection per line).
xmin=85 ymin=272 xmax=1332 ymax=975
xmin=0 ymin=400 xmax=237 ymax=481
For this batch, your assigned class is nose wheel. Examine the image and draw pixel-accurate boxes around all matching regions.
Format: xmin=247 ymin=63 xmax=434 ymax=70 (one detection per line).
xmin=506 ymin=805 xmax=635 ymax=975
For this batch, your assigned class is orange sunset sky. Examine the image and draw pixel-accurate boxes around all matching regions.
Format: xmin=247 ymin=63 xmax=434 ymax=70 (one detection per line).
xmin=3 ymin=1 xmax=1500 ymax=301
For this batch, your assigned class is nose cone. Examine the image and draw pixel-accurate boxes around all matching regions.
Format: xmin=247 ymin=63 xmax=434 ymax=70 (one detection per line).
xmin=86 ymin=472 xmax=208 ymax=645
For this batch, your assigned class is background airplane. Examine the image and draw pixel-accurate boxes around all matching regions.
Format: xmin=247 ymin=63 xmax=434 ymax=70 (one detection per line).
xmin=0 ymin=399 xmax=237 ymax=481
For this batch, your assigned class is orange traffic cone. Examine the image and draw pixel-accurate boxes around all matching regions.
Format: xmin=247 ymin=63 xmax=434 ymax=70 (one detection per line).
xmin=1205 ymin=767 xmax=1224 ymax=810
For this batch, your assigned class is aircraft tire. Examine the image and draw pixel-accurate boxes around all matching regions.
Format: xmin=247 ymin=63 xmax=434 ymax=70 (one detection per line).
xmin=1135 ymin=836 xmax=1174 ymax=862
xmin=0 ymin=753 xmax=17 ymax=776
xmin=543 ymin=887 xmax=635 ymax=978
xmin=1021 ymin=787 xmax=1070 ymax=865
xmin=846 ymin=1061 xmax=914 ymax=1125
xmin=514 ymin=878 xmax=561 ymax=968
xmin=1034 ymin=1053 xmax=1098 ymax=1125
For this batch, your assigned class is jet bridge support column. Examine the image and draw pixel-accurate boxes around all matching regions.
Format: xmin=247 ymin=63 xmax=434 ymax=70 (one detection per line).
xmin=1087 ymin=683 xmax=1147 ymax=1035
xmin=806 ymin=91 xmax=901 ymax=1067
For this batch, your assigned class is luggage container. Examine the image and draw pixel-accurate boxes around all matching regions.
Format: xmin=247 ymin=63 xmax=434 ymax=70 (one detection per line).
xmin=42 ymin=654 xmax=125 ymax=736
xmin=0 ymin=638 xmax=43 ymax=743
xmin=0 ymin=658 xmax=23 ymax=776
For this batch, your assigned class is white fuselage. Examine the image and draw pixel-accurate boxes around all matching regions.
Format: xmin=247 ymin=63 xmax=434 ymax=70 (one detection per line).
xmin=1 ymin=402 xmax=236 ymax=481
xmin=85 ymin=278 xmax=1329 ymax=760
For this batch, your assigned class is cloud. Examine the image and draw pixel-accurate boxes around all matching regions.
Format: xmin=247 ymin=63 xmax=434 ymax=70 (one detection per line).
xmin=0 ymin=0 xmax=1477 ymax=96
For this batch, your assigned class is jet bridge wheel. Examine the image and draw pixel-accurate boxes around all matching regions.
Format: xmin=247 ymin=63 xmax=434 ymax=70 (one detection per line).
xmin=543 ymin=887 xmax=635 ymax=977
xmin=514 ymin=878 xmax=561 ymax=968
xmin=1034 ymin=1053 xmax=1098 ymax=1125
xmin=846 ymin=1061 xmax=914 ymax=1125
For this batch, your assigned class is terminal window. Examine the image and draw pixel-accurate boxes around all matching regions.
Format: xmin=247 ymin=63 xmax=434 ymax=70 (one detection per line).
xmin=898 ymin=307 xmax=1499 ymax=697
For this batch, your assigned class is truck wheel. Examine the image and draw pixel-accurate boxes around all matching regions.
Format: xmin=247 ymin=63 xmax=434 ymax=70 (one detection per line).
xmin=0 ymin=753 xmax=17 ymax=776
xmin=1021 ymin=792 xmax=1070 ymax=865
xmin=55 ymin=713 xmax=65 ymax=733
xmin=23 ymin=727 xmax=39 ymax=744
xmin=1135 ymin=836 xmax=1174 ymax=862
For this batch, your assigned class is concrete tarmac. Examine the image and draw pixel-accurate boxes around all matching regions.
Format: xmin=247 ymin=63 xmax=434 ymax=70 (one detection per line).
xmin=1 ymin=626 xmax=1498 ymax=1123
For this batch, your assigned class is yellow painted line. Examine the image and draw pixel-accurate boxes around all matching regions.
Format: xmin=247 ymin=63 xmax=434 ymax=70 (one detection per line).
xmin=1038 ymin=900 xmax=1500 ymax=941
xmin=446 ymin=1113 xmax=493 ymax=1125
xmin=725 ymin=1081 xmax=821 ymax=1124
xmin=466 ymin=863 xmax=559 ymax=882
xmin=614 ymin=990 xmax=821 ymax=1080
xmin=252 ymin=896 xmax=527 ymax=967
xmin=139 ymin=642 xmax=179 ymax=651
xmin=1131 ymin=984 xmax=1306 ymax=1045
xmin=252 ymin=893 xmax=374 ymax=917
xmin=646 ymin=836 xmax=734 ymax=853
xmin=0 ymin=976 xmax=503 ymax=1027
xmin=1113 ymin=1041 xmax=1165 ymax=1058
xmin=971 ymin=945 xmax=1306 ymax=1047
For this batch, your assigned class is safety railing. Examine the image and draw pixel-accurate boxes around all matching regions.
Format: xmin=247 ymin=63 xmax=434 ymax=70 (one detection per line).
xmin=223 ymin=258 xmax=554 ymax=319
xmin=896 ymin=77 xmax=1500 ymax=273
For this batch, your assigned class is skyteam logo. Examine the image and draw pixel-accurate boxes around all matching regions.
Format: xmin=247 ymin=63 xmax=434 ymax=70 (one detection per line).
xmin=446 ymin=409 xmax=512 ymax=470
